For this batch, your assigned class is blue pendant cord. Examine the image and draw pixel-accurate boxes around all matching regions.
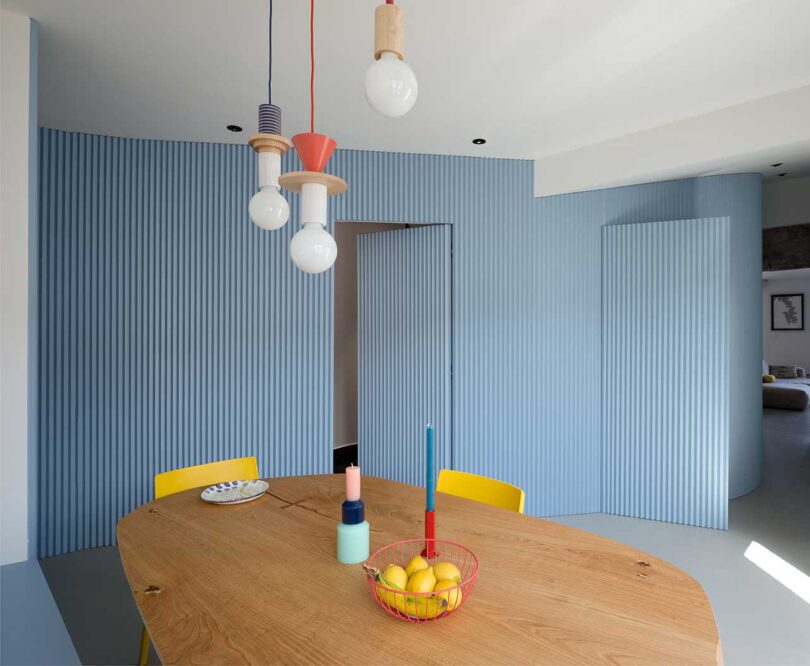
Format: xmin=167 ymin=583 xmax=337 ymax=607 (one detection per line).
xmin=268 ymin=0 xmax=272 ymax=104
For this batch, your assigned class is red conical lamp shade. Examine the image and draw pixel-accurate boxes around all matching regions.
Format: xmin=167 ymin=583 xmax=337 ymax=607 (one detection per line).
xmin=292 ymin=132 xmax=336 ymax=173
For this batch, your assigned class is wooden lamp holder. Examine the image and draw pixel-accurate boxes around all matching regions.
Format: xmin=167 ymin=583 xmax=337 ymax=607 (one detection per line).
xmin=374 ymin=3 xmax=404 ymax=60
xmin=248 ymin=133 xmax=292 ymax=156
xmin=278 ymin=171 xmax=347 ymax=196
xmin=279 ymin=134 xmax=348 ymax=196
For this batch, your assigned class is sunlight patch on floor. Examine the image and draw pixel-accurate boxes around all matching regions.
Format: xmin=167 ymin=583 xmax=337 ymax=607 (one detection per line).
xmin=744 ymin=541 xmax=810 ymax=604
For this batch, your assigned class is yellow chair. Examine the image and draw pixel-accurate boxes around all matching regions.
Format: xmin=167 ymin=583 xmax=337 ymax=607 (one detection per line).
xmin=153 ymin=457 xmax=259 ymax=501
xmin=436 ymin=469 xmax=525 ymax=514
xmin=138 ymin=456 xmax=259 ymax=665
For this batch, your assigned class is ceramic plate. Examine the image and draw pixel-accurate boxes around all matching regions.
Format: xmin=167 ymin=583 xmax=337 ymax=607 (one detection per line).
xmin=200 ymin=479 xmax=269 ymax=505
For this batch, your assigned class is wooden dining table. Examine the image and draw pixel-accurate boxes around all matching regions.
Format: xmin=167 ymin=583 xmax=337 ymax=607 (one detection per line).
xmin=117 ymin=474 xmax=721 ymax=665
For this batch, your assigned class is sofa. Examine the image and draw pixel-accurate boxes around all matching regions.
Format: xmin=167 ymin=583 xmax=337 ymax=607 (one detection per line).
xmin=763 ymin=362 xmax=810 ymax=410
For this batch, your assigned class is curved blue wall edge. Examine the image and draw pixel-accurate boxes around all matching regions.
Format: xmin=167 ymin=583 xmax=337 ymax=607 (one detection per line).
xmin=37 ymin=128 xmax=761 ymax=555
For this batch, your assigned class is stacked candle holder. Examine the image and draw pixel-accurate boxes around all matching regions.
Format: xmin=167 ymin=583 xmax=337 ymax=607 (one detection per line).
xmin=337 ymin=465 xmax=370 ymax=564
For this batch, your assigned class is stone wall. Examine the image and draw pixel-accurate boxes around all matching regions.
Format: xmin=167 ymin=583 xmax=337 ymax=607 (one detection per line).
xmin=763 ymin=223 xmax=810 ymax=271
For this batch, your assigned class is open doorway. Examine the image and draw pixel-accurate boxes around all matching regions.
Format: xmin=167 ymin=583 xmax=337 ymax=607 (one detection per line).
xmin=760 ymin=218 xmax=809 ymax=501
xmin=333 ymin=222 xmax=409 ymax=472
xmin=331 ymin=221 xmax=452 ymax=479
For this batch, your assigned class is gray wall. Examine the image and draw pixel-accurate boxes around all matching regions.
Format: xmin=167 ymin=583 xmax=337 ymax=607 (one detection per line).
xmin=763 ymin=176 xmax=810 ymax=228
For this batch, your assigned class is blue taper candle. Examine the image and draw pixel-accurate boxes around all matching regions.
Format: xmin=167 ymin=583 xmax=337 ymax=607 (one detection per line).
xmin=426 ymin=423 xmax=435 ymax=511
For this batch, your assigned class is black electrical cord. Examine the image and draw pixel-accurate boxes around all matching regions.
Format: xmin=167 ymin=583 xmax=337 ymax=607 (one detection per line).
xmin=268 ymin=0 xmax=273 ymax=103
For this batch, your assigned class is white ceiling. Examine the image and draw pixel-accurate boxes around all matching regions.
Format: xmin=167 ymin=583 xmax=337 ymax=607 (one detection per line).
xmin=533 ymin=85 xmax=810 ymax=195
xmin=4 ymin=0 xmax=810 ymax=176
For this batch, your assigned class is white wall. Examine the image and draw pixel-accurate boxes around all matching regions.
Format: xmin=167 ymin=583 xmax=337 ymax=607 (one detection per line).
xmin=763 ymin=277 xmax=810 ymax=373
xmin=1 ymin=11 xmax=37 ymax=565
xmin=763 ymin=175 xmax=810 ymax=228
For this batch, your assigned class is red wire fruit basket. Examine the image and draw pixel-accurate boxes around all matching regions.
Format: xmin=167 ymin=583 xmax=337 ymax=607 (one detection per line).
xmin=363 ymin=538 xmax=479 ymax=622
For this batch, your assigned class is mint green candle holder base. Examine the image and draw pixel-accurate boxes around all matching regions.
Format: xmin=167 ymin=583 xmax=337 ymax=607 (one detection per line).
xmin=337 ymin=520 xmax=370 ymax=564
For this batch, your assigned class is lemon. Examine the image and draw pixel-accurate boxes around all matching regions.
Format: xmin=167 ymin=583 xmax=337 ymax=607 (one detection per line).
xmin=376 ymin=566 xmax=407 ymax=609
xmin=433 ymin=562 xmax=462 ymax=584
xmin=382 ymin=564 xmax=408 ymax=591
xmin=406 ymin=568 xmax=437 ymax=593
xmin=434 ymin=579 xmax=463 ymax=610
xmin=405 ymin=555 xmax=429 ymax=578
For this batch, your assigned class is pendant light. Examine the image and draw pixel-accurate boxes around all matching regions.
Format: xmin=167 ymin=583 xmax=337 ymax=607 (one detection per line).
xmin=364 ymin=0 xmax=418 ymax=117
xmin=248 ymin=0 xmax=292 ymax=230
xmin=279 ymin=0 xmax=347 ymax=274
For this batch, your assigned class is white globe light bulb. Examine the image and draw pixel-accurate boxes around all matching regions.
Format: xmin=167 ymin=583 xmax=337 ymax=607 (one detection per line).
xmin=364 ymin=52 xmax=418 ymax=118
xmin=249 ymin=186 xmax=290 ymax=230
xmin=290 ymin=223 xmax=337 ymax=274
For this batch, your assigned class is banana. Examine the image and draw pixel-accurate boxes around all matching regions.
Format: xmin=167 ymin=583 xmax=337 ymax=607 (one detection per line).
xmin=411 ymin=595 xmax=448 ymax=619
xmin=376 ymin=570 xmax=406 ymax=609
xmin=393 ymin=592 xmax=416 ymax=615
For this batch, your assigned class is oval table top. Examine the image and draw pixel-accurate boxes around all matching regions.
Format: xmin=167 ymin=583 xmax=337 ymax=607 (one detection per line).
xmin=117 ymin=474 xmax=721 ymax=665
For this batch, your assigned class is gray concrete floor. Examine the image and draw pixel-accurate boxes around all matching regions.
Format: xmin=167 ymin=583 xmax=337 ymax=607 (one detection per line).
xmin=40 ymin=409 xmax=809 ymax=665
xmin=39 ymin=546 xmax=157 ymax=666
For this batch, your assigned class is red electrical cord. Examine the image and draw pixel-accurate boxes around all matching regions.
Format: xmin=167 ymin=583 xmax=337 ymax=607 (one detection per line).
xmin=309 ymin=0 xmax=315 ymax=133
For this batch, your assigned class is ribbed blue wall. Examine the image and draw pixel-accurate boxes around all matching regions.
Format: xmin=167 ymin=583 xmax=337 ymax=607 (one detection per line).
xmin=358 ymin=226 xmax=451 ymax=485
xmin=603 ymin=218 xmax=730 ymax=529
xmin=454 ymin=189 xmax=605 ymax=515
xmin=37 ymin=130 xmax=539 ymax=555
xmin=521 ymin=176 xmax=762 ymax=516
xmin=601 ymin=176 xmax=763 ymax=499
xmin=37 ymin=128 xmax=761 ymax=555
xmin=37 ymin=131 xmax=335 ymax=555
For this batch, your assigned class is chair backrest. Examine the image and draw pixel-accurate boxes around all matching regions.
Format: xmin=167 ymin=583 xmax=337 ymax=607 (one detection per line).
xmin=436 ymin=469 xmax=525 ymax=514
xmin=154 ymin=457 xmax=259 ymax=499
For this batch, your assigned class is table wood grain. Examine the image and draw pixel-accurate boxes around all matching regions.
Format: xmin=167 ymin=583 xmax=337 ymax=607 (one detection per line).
xmin=117 ymin=475 xmax=721 ymax=665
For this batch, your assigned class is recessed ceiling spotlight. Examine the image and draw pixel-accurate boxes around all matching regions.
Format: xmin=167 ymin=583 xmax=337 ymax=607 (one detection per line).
xmin=227 ymin=124 xmax=243 ymax=132
xmin=778 ymin=173 xmax=787 ymax=177
xmin=472 ymin=138 xmax=486 ymax=145
xmin=770 ymin=162 xmax=783 ymax=167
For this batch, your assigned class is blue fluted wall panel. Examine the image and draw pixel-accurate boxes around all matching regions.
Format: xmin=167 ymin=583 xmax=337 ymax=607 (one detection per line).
xmin=602 ymin=218 xmax=730 ymax=529
xmin=453 ymin=190 xmax=605 ymax=515
xmin=38 ymin=130 xmax=543 ymax=555
xmin=37 ymin=125 xmax=761 ymax=554
xmin=358 ymin=226 xmax=451 ymax=485
xmin=598 ymin=176 xmax=762 ymax=499
xmin=37 ymin=130 xmax=334 ymax=556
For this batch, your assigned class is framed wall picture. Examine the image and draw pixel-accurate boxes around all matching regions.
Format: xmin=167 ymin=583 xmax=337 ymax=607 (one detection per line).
xmin=771 ymin=293 xmax=805 ymax=331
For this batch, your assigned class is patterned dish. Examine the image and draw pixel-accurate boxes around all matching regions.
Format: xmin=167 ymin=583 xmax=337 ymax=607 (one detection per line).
xmin=200 ymin=480 xmax=269 ymax=505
